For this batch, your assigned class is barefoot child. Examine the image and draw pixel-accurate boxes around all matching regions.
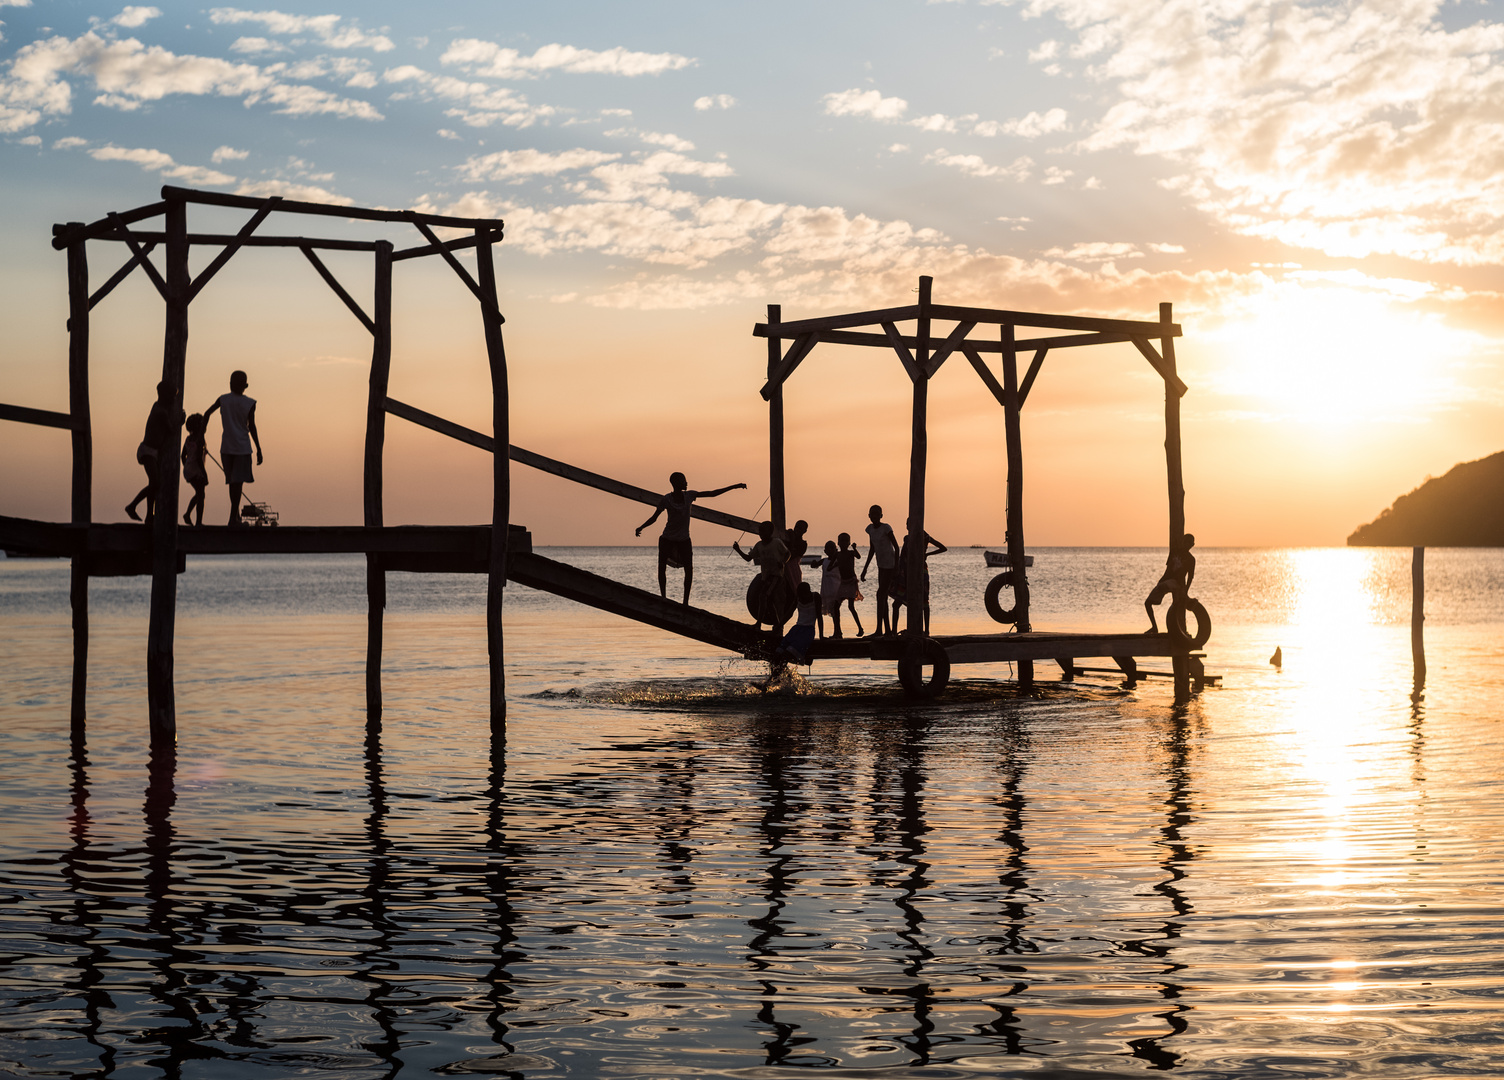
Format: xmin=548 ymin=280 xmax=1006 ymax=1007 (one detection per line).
xmin=834 ymin=532 xmax=865 ymax=637
xmin=818 ymin=540 xmax=841 ymax=638
xmin=180 ymin=413 xmax=209 ymax=526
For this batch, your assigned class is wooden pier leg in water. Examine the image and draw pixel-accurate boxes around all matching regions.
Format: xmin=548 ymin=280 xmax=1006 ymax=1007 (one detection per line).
xmin=364 ymin=241 xmax=392 ymax=720
xmin=476 ymin=230 xmax=510 ymax=735
xmin=1160 ymin=302 xmax=1191 ymax=698
xmin=146 ymin=197 xmax=188 ymax=745
xmin=905 ymin=277 xmax=931 ymax=648
xmin=767 ymin=304 xmax=786 ymax=535
xmin=66 ymin=233 xmax=91 ymax=725
xmin=1412 ymin=546 xmax=1426 ymax=686
xmin=1001 ymin=324 xmax=1030 ymax=632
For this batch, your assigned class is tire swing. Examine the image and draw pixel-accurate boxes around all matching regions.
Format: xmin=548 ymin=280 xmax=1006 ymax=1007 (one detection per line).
xmin=746 ymin=574 xmax=796 ymax=625
xmin=1167 ymin=597 xmax=1211 ymax=650
xmin=984 ymin=571 xmax=1020 ymax=624
xmin=897 ymin=637 xmax=952 ymax=699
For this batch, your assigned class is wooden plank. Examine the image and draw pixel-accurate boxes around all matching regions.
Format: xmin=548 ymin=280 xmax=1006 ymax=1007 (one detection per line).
xmin=88 ymin=243 xmax=157 ymax=311
xmin=383 ymin=397 xmax=761 ymax=533
xmin=925 ymin=320 xmax=975 ymax=378
xmin=93 ymin=231 xmax=380 ymax=251
xmin=411 ymin=222 xmax=498 ymax=320
xmin=476 ymin=230 xmax=509 ymax=732
xmin=882 ymin=321 xmax=921 ymax=381
xmin=757 ymin=331 xmax=818 ymax=400
xmin=754 ymin=304 xmax=920 ymax=339
xmin=162 ymin=185 xmax=506 ymax=230
xmin=0 ymin=402 xmax=72 ymax=430
xmin=391 ymin=232 xmax=485 ymax=262
xmin=961 ymin=345 xmax=1008 ymax=408
xmin=930 ymin=303 xmax=1180 ymax=337
xmin=1018 ymin=348 xmax=1047 ymax=407
xmin=365 ymin=241 xmax=392 ymax=720
xmin=51 ymin=201 xmax=167 ymax=250
xmin=774 ymin=327 xmax=1132 ymax=354
xmin=301 ymin=246 xmax=375 ymax=334
xmin=187 ymin=201 xmax=278 ymax=302
xmin=112 ymin=219 xmax=169 ymax=300
xmin=67 ymin=237 xmax=91 ymax=724
xmin=1132 ymin=336 xmax=1189 ymax=397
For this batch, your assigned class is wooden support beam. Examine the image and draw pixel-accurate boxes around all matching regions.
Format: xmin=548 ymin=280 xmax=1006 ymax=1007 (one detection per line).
xmin=767 ymin=304 xmax=786 ymax=535
xmin=1018 ymin=348 xmax=1047 ymax=407
xmin=382 ymin=397 xmax=763 ymax=533
xmin=925 ymin=320 xmax=975 ymax=378
xmin=412 ymin=220 xmax=500 ymax=323
xmin=187 ymin=200 xmax=278 ymax=302
xmin=1412 ymin=546 xmax=1426 ymax=686
xmin=93 ymin=231 xmax=380 ymax=252
xmin=905 ymin=276 xmax=931 ymax=645
xmin=763 ymin=326 xmax=1133 ymax=354
xmin=365 ymin=241 xmax=392 ymax=721
xmin=111 ymin=217 xmax=168 ymax=301
xmin=88 ymin=243 xmax=157 ymax=311
xmin=755 ymin=306 xmax=1180 ymax=340
xmin=754 ymin=304 xmax=920 ymax=339
xmin=757 ymin=332 xmax=818 ymax=400
xmin=961 ymin=345 xmax=1007 ymax=408
xmin=1132 ymin=337 xmax=1189 ymax=397
xmin=146 ymin=199 xmax=188 ymax=744
xmin=301 ymin=246 xmax=375 ymax=334
xmin=0 ymin=402 xmax=72 ymax=429
xmin=475 ymin=229 xmax=509 ymax=734
xmin=67 ymin=236 xmax=91 ymax=725
xmin=391 ymin=232 xmax=486 ymax=262
xmin=1002 ymin=324 xmax=1031 ymax=633
xmin=51 ymin=201 xmax=167 ymax=250
xmin=161 ymin=185 xmax=506 ymax=230
xmin=1159 ymin=302 xmax=1191 ymax=699
xmin=882 ymin=321 xmax=921 ymax=382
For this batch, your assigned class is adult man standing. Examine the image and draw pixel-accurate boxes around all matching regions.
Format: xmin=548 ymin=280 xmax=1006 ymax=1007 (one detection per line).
xmin=635 ymin=471 xmax=746 ymax=604
xmin=203 ymin=370 xmax=263 ymax=526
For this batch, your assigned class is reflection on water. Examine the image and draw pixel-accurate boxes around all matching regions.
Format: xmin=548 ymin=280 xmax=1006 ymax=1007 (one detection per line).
xmin=2 ymin=548 xmax=1503 ymax=1077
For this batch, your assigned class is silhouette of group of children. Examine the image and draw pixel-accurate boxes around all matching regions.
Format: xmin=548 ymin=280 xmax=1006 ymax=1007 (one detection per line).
xmin=125 ymin=370 xmax=263 ymax=526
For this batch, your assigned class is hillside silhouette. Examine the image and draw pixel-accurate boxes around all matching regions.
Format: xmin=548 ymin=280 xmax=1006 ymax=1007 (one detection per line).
xmin=1348 ymin=451 xmax=1504 ymax=546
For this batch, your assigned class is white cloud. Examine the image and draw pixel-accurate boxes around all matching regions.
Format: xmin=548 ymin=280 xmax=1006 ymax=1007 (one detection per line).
xmin=211 ymin=144 xmax=248 ymax=162
xmin=382 ymin=64 xmax=552 ymax=127
xmin=925 ymin=149 xmax=1033 ymax=180
xmin=112 ymin=6 xmax=160 ymax=28
xmin=1043 ymin=242 xmax=1143 ymax=263
xmin=440 ymin=39 xmax=694 ymax=79
xmin=17 ymin=133 xmax=38 ymax=144
xmin=437 ymin=127 xmax=460 ymax=140
xmin=1150 ymin=242 xmax=1185 ymax=254
xmin=229 ymin=36 xmax=287 ymax=55
xmin=607 ymin=127 xmax=694 ymax=152
xmin=88 ymin=142 xmax=236 ymax=186
xmin=1027 ymin=0 xmax=1504 ymax=265
xmin=0 ymin=30 xmax=382 ymax=131
xmin=971 ymin=108 xmax=1069 ymax=138
xmin=52 ymin=135 xmax=86 ymax=148
xmin=235 ymin=178 xmax=351 ymax=204
xmin=458 ymin=147 xmax=621 ymax=182
xmin=0 ymin=0 xmax=32 ymax=7
xmin=823 ymin=87 xmax=908 ymax=120
xmin=694 ymin=93 xmax=735 ymax=110
xmin=208 ymin=9 xmax=394 ymax=52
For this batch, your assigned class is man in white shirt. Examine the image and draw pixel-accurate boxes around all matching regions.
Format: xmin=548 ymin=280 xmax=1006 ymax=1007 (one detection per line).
xmin=203 ymin=370 xmax=263 ymax=526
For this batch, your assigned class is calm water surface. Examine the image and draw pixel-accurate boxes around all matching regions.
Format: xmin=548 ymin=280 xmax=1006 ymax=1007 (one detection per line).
xmin=2 ymin=547 xmax=1502 ymax=1078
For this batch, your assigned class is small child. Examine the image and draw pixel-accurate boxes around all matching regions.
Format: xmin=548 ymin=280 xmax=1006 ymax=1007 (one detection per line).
xmin=834 ymin=532 xmax=864 ymax=638
xmin=180 ymin=413 xmax=209 ymax=527
xmin=818 ymin=540 xmax=841 ymax=638
xmin=774 ymin=582 xmax=819 ymax=666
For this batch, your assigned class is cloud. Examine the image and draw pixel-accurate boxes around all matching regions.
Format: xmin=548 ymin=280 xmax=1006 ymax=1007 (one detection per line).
xmin=0 ymin=30 xmax=382 ymax=131
xmin=823 ymin=87 xmax=908 ymax=120
xmin=228 ymin=36 xmax=287 ymax=55
xmin=606 ymin=127 xmax=694 ymax=152
xmin=437 ymin=127 xmax=460 ymax=140
xmin=52 ymin=135 xmax=86 ymax=148
xmin=440 ymin=39 xmax=694 ymax=79
xmin=925 ymin=149 xmax=1033 ymax=180
xmin=457 ymin=147 xmax=621 ymax=182
xmin=235 ymin=178 xmax=351 ymax=204
xmin=207 ymin=9 xmax=394 ymax=52
xmin=694 ymin=93 xmax=735 ymax=110
xmin=971 ymin=108 xmax=1069 ymax=137
xmin=17 ymin=133 xmax=38 ymax=144
xmin=112 ymin=6 xmax=160 ymax=28
xmin=1023 ymin=0 xmax=1504 ymax=265
xmin=381 ymin=64 xmax=552 ymax=127
xmin=87 ymin=142 xmax=237 ymax=186
xmin=211 ymin=144 xmax=248 ymax=162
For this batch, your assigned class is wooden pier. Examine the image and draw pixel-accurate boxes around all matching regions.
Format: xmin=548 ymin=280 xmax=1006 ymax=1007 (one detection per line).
xmin=1 ymin=186 xmax=1215 ymax=746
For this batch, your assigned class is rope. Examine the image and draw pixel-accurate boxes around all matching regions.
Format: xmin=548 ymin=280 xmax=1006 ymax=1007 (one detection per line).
xmin=733 ymin=494 xmax=770 ymax=546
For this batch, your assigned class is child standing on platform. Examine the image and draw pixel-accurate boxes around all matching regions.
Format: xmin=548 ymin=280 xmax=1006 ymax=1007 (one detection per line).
xmin=180 ymin=413 xmax=209 ymax=527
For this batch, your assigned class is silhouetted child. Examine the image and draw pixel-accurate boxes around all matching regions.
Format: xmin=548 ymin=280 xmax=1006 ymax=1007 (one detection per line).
xmin=124 ymin=381 xmax=180 ymax=523
xmin=203 ymin=369 xmax=263 ymax=526
xmin=733 ymin=521 xmax=791 ymax=629
xmin=834 ymin=532 xmax=864 ymax=637
xmin=635 ymin=470 xmax=746 ymax=604
xmin=774 ymin=581 xmax=819 ymax=666
xmin=784 ymin=519 xmax=809 ymax=593
xmin=1145 ymin=533 xmax=1196 ymax=633
xmin=891 ymin=520 xmax=947 ymax=635
xmin=180 ymin=413 xmax=209 ymax=527
xmin=818 ymin=539 xmax=840 ymax=638
xmin=860 ymin=504 xmax=900 ymax=634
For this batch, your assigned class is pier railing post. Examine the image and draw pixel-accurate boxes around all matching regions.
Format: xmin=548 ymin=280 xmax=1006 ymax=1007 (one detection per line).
xmin=767 ymin=304 xmax=785 ymax=535
xmin=146 ymin=195 xmax=188 ymax=744
xmin=365 ymin=240 xmax=392 ymax=721
xmin=475 ymin=229 xmax=509 ymax=735
xmin=1160 ymin=301 xmax=1191 ymax=699
xmin=1412 ymin=546 xmax=1426 ymax=686
xmin=1001 ymin=323 xmax=1033 ymax=687
xmin=66 ymin=233 xmax=91 ymax=724
xmin=905 ymin=276 xmax=931 ymax=643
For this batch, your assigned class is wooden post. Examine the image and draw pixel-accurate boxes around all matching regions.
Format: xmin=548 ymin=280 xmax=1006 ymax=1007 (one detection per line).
xmin=906 ymin=277 xmax=931 ymax=641
xmin=364 ymin=241 xmax=392 ymax=720
xmin=1412 ymin=546 xmax=1426 ymax=685
xmin=66 ymin=234 xmax=91 ymax=724
xmin=767 ymin=304 xmax=785 ymax=534
xmin=1160 ymin=302 xmax=1189 ymax=699
xmin=475 ymin=230 xmax=509 ymax=734
xmin=1002 ymin=323 xmax=1032 ymax=688
xmin=146 ymin=196 xmax=188 ymax=743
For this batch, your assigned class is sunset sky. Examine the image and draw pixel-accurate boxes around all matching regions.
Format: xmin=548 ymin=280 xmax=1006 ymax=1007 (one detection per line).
xmin=1 ymin=0 xmax=1501 ymax=546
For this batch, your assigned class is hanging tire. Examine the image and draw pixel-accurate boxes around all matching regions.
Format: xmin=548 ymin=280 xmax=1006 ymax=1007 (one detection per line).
xmin=898 ymin=637 xmax=952 ymax=699
xmin=984 ymin=571 xmax=1019 ymax=624
xmin=746 ymin=575 xmax=795 ymax=625
xmin=1168 ymin=597 xmax=1211 ymax=649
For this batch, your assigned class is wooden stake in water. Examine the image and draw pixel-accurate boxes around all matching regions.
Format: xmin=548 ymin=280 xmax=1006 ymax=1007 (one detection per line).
xmin=1412 ymin=546 xmax=1426 ymax=685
